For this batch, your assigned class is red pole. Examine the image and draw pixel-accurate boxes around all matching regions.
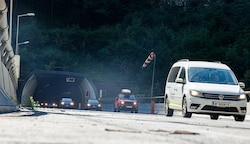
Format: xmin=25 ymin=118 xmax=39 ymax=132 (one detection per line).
xmin=151 ymin=100 xmax=155 ymax=114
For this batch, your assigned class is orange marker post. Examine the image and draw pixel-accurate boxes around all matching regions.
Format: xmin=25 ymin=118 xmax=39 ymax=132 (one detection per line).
xmin=151 ymin=100 xmax=155 ymax=114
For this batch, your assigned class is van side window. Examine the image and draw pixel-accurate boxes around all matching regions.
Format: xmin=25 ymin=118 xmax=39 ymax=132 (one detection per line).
xmin=167 ymin=67 xmax=180 ymax=82
xmin=179 ymin=67 xmax=186 ymax=82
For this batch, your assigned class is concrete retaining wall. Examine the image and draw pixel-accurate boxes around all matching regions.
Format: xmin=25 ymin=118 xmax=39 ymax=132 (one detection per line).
xmin=102 ymin=102 xmax=250 ymax=115
xmin=0 ymin=0 xmax=18 ymax=113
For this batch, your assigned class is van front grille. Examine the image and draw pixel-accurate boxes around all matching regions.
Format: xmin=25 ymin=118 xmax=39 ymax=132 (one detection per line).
xmin=203 ymin=93 xmax=238 ymax=101
xmin=202 ymin=106 xmax=238 ymax=112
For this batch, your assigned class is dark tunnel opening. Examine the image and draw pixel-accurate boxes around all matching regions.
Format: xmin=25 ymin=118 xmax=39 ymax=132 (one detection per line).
xmin=21 ymin=71 xmax=98 ymax=108
xmin=34 ymin=74 xmax=82 ymax=106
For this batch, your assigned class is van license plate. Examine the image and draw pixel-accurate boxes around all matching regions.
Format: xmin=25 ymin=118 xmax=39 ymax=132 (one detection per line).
xmin=126 ymin=106 xmax=132 ymax=108
xmin=212 ymin=101 xmax=230 ymax=107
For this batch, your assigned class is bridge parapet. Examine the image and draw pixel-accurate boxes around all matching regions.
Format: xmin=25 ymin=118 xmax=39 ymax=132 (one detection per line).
xmin=0 ymin=0 xmax=17 ymax=86
xmin=0 ymin=0 xmax=18 ymax=112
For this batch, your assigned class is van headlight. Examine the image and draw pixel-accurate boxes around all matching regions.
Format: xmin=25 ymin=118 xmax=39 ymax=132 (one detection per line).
xmin=190 ymin=90 xmax=202 ymax=97
xmin=238 ymin=94 xmax=246 ymax=100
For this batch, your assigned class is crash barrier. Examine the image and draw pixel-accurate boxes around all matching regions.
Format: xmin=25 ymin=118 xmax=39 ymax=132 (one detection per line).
xmin=100 ymin=95 xmax=165 ymax=104
xmin=102 ymin=102 xmax=250 ymax=116
xmin=244 ymin=91 xmax=250 ymax=102
xmin=100 ymin=95 xmax=165 ymax=114
xmin=101 ymin=103 xmax=165 ymax=114
xmin=101 ymin=95 xmax=250 ymax=115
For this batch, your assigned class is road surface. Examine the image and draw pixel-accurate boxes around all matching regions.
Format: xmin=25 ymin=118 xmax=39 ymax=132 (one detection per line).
xmin=0 ymin=107 xmax=250 ymax=144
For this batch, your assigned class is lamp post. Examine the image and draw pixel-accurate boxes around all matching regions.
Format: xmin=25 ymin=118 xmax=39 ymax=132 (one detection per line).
xmin=14 ymin=40 xmax=30 ymax=79
xmin=18 ymin=40 xmax=30 ymax=46
xmin=15 ymin=13 xmax=34 ymax=79
xmin=9 ymin=0 xmax=13 ymax=45
xmin=15 ymin=13 xmax=35 ymax=55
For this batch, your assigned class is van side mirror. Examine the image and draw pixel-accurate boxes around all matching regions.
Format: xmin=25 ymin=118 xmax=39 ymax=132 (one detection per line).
xmin=175 ymin=78 xmax=184 ymax=84
xmin=239 ymin=82 xmax=245 ymax=89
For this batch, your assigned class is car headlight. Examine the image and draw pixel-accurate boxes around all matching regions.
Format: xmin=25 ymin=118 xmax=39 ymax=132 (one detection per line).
xmin=133 ymin=102 xmax=137 ymax=105
xmin=190 ymin=90 xmax=202 ymax=97
xmin=87 ymin=103 xmax=91 ymax=107
xmin=70 ymin=102 xmax=74 ymax=106
xmin=98 ymin=104 xmax=101 ymax=107
xmin=61 ymin=102 xmax=65 ymax=105
xmin=121 ymin=101 xmax=124 ymax=104
xmin=238 ymin=94 xmax=246 ymax=100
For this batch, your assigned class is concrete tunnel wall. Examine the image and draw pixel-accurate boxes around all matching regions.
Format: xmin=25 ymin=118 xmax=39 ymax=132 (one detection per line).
xmin=0 ymin=61 xmax=17 ymax=112
xmin=21 ymin=70 xmax=98 ymax=108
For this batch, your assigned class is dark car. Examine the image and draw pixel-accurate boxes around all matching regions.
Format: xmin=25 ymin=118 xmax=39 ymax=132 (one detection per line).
xmin=85 ymin=99 xmax=102 ymax=111
xmin=50 ymin=102 xmax=58 ymax=108
xmin=40 ymin=102 xmax=48 ymax=107
xmin=114 ymin=89 xmax=138 ymax=113
xmin=60 ymin=98 xmax=75 ymax=108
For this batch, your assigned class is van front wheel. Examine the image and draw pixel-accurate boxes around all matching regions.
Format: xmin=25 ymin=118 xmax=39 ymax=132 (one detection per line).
xmin=165 ymin=99 xmax=173 ymax=117
xmin=234 ymin=115 xmax=245 ymax=122
xmin=182 ymin=97 xmax=192 ymax=118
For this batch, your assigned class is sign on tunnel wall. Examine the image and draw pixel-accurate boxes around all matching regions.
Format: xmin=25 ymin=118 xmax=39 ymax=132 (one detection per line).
xmin=66 ymin=77 xmax=75 ymax=83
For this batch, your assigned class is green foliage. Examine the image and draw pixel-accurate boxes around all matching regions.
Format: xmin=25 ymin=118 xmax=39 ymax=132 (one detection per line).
xmin=18 ymin=0 xmax=250 ymax=95
xmin=26 ymin=96 xmax=36 ymax=109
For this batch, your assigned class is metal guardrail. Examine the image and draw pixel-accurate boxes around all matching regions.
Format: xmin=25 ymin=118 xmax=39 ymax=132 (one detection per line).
xmin=100 ymin=92 xmax=250 ymax=104
xmin=244 ymin=91 xmax=250 ymax=102
xmin=100 ymin=95 xmax=165 ymax=104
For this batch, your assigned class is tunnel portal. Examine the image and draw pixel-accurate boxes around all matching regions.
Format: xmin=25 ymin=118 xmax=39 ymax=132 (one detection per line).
xmin=21 ymin=70 xmax=98 ymax=108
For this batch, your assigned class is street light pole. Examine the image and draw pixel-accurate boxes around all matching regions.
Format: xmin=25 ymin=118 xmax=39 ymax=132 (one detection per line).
xmin=9 ymin=0 xmax=13 ymax=45
xmin=14 ymin=40 xmax=30 ymax=79
xmin=15 ymin=13 xmax=35 ymax=55
xmin=14 ymin=13 xmax=35 ymax=79
xmin=18 ymin=40 xmax=29 ymax=46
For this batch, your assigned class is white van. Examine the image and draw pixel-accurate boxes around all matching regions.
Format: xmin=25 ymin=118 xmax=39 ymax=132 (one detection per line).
xmin=164 ymin=59 xmax=247 ymax=121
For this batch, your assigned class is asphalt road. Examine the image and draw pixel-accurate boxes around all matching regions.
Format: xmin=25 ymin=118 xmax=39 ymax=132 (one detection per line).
xmin=0 ymin=107 xmax=250 ymax=144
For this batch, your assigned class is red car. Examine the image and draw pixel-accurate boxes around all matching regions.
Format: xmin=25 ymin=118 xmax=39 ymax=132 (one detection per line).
xmin=114 ymin=89 xmax=138 ymax=113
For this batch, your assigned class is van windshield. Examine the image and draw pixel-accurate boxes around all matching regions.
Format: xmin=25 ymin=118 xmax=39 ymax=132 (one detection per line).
xmin=188 ymin=67 xmax=238 ymax=85
xmin=119 ymin=95 xmax=136 ymax=100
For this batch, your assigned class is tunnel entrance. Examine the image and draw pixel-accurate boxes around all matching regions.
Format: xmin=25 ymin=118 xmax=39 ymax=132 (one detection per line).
xmin=20 ymin=70 xmax=98 ymax=108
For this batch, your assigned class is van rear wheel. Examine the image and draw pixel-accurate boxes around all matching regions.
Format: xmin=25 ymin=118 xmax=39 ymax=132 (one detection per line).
xmin=166 ymin=107 xmax=173 ymax=116
xmin=182 ymin=97 xmax=192 ymax=118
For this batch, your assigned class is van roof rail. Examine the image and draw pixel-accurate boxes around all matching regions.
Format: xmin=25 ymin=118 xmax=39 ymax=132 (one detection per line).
xmin=178 ymin=59 xmax=189 ymax=62
xmin=214 ymin=61 xmax=221 ymax=63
